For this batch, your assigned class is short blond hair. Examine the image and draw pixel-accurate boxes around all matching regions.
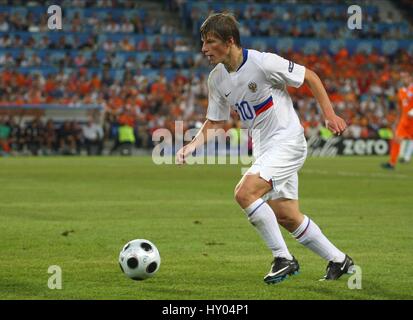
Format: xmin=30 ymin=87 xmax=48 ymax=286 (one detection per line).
xmin=200 ymin=12 xmax=241 ymax=47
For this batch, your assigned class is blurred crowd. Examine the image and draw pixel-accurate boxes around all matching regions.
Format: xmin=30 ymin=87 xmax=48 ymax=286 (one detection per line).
xmin=1 ymin=0 xmax=413 ymax=156
xmin=0 ymin=117 xmax=104 ymax=156
xmin=0 ymin=67 xmax=210 ymax=155
xmin=182 ymin=1 xmax=413 ymax=40
xmin=2 ymin=46 xmax=412 ymax=156
xmin=0 ymin=33 xmax=192 ymax=53
xmin=0 ymin=42 xmax=199 ymax=70
xmin=286 ymin=48 xmax=412 ymax=139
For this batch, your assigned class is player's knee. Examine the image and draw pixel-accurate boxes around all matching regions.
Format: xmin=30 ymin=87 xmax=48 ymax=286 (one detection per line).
xmin=234 ymin=182 xmax=242 ymax=196
xmin=234 ymin=187 xmax=253 ymax=207
xmin=234 ymin=187 xmax=246 ymax=205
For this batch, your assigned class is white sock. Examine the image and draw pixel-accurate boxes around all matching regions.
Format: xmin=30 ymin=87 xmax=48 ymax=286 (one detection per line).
xmin=291 ymin=215 xmax=345 ymax=263
xmin=400 ymin=140 xmax=407 ymax=160
xmin=403 ymin=140 xmax=413 ymax=161
xmin=244 ymin=199 xmax=293 ymax=260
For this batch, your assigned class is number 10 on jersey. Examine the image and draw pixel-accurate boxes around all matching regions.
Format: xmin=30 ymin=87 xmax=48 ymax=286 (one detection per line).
xmin=235 ymin=101 xmax=254 ymax=121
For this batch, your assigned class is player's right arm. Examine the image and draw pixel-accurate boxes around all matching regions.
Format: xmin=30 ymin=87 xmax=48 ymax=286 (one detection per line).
xmin=175 ymin=119 xmax=225 ymax=164
xmin=261 ymin=52 xmax=346 ymax=135
xmin=176 ymin=70 xmax=229 ymax=164
xmin=303 ymin=68 xmax=347 ymax=135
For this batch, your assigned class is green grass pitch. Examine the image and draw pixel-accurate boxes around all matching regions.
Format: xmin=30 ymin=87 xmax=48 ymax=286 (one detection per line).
xmin=0 ymin=156 xmax=412 ymax=300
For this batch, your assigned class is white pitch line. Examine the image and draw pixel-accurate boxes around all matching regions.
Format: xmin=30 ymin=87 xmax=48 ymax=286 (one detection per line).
xmin=301 ymin=169 xmax=408 ymax=179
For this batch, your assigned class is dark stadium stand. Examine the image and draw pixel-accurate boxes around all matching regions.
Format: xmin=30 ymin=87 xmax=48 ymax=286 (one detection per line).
xmin=0 ymin=0 xmax=412 ymax=156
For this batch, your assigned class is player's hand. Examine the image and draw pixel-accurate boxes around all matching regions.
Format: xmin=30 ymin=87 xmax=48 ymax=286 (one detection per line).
xmin=324 ymin=114 xmax=347 ymax=136
xmin=175 ymin=147 xmax=186 ymax=165
xmin=175 ymin=144 xmax=195 ymax=165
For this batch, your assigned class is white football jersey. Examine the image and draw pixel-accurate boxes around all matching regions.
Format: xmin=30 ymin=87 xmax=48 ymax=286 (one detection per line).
xmin=206 ymin=48 xmax=306 ymax=156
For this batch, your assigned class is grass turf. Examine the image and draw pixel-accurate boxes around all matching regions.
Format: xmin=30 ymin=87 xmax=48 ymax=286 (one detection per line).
xmin=0 ymin=156 xmax=412 ymax=300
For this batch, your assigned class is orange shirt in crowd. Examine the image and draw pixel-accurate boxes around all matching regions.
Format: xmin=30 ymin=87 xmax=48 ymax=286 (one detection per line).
xmin=90 ymin=76 xmax=101 ymax=90
xmin=109 ymin=96 xmax=124 ymax=110
xmin=15 ymin=73 xmax=27 ymax=87
xmin=118 ymin=114 xmax=135 ymax=127
xmin=27 ymin=91 xmax=43 ymax=104
xmin=79 ymin=80 xmax=91 ymax=95
xmin=44 ymin=78 xmax=56 ymax=93
xmin=14 ymin=95 xmax=25 ymax=105
xmin=150 ymin=81 xmax=167 ymax=95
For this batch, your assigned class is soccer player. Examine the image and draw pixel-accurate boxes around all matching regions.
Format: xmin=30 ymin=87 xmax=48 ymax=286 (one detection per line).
xmin=176 ymin=13 xmax=354 ymax=283
xmin=382 ymin=72 xmax=413 ymax=169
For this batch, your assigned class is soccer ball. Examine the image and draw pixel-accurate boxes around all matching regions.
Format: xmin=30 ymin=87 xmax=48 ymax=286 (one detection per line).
xmin=118 ymin=239 xmax=161 ymax=281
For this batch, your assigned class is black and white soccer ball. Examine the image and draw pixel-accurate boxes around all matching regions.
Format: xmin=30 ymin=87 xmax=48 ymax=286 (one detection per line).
xmin=118 ymin=239 xmax=161 ymax=281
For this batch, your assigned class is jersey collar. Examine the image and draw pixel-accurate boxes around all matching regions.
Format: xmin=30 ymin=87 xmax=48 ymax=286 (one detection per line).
xmin=236 ymin=48 xmax=248 ymax=72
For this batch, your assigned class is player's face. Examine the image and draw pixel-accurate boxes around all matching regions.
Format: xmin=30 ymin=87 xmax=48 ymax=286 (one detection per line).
xmin=201 ymin=33 xmax=230 ymax=65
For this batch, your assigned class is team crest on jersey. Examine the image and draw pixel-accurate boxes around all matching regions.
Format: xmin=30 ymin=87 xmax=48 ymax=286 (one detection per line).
xmin=248 ymin=82 xmax=257 ymax=93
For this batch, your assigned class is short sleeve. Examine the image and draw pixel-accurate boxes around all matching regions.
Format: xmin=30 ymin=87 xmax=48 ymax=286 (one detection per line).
xmin=206 ymin=73 xmax=230 ymax=121
xmin=262 ymin=52 xmax=305 ymax=88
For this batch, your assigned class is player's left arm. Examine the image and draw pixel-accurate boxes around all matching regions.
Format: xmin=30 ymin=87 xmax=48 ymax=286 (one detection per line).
xmin=304 ymin=68 xmax=347 ymax=135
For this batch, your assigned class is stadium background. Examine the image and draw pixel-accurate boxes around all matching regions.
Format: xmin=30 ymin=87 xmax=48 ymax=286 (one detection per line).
xmin=1 ymin=0 xmax=413 ymax=301
xmin=0 ymin=0 xmax=412 ymax=156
